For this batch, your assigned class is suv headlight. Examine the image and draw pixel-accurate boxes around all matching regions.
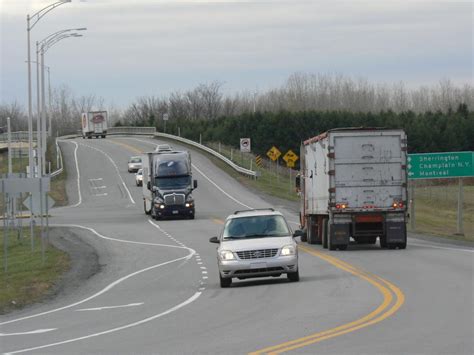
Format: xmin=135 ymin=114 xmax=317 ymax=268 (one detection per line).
xmin=219 ymin=250 xmax=235 ymax=261
xmin=281 ymin=245 xmax=296 ymax=256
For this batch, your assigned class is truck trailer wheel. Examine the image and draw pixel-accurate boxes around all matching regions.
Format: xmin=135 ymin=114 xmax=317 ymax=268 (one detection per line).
xmin=307 ymin=216 xmax=321 ymax=244
xmin=322 ymin=218 xmax=328 ymax=249
xmin=328 ymin=224 xmax=337 ymax=251
xmin=300 ymin=228 xmax=307 ymax=242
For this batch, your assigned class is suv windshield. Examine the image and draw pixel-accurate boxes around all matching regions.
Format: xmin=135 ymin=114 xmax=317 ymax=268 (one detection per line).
xmin=130 ymin=158 xmax=141 ymax=163
xmin=223 ymin=215 xmax=290 ymax=240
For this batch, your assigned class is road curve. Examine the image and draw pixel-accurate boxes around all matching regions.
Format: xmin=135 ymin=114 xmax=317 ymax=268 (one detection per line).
xmin=0 ymin=136 xmax=472 ymax=355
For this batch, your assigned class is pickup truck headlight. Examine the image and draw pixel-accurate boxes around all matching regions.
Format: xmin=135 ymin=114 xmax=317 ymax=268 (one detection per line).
xmin=219 ymin=250 xmax=235 ymax=261
xmin=281 ymin=245 xmax=296 ymax=256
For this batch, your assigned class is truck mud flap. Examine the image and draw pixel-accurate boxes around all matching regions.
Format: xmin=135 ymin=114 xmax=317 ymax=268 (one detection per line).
xmin=330 ymin=224 xmax=350 ymax=245
xmin=385 ymin=222 xmax=406 ymax=243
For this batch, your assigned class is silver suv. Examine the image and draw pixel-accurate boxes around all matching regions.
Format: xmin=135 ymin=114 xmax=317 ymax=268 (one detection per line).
xmin=210 ymin=208 xmax=302 ymax=287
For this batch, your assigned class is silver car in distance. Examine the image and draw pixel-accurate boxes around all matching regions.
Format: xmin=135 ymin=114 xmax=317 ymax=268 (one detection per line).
xmin=128 ymin=156 xmax=142 ymax=173
xmin=210 ymin=208 xmax=303 ymax=287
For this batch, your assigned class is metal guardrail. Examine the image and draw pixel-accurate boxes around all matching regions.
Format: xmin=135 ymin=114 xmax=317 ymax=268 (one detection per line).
xmin=50 ymin=138 xmax=64 ymax=178
xmin=108 ymin=127 xmax=156 ymax=135
xmin=0 ymin=131 xmax=37 ymax=142
xmin=154 ymin=132 xmax=258 ymax=178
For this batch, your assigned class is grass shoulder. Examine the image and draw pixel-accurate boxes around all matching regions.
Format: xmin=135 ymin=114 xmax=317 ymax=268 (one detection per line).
xmin=0 ymin=229 xmax=70 ymax=314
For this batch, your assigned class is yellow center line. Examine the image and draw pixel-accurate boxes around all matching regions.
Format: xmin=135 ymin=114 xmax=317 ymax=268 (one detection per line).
xmin=250 ymin=245 xmax=405 ymax=355
xmin=108 ymin=139 xmax=143 ymax=154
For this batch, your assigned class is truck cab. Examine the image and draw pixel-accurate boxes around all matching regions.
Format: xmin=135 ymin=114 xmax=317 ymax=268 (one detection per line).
xmin=142 ymin=151 xmax=197 ymax=219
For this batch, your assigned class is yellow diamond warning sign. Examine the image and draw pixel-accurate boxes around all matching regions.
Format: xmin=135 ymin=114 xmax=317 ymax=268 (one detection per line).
xmin=266 ymin=146 xmax=281 ymax=161
xmin=283 ymin=149 xmax=299 ymax=168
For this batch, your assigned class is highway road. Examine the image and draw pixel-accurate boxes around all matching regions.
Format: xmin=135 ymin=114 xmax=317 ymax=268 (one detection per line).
xmin=1 ymin=136 xmax=472 ymax=354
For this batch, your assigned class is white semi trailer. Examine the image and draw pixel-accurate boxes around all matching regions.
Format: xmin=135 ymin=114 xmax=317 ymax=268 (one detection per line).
xmin=81 ymin=111 xmax=108 ymax=139
xmin=297 ymin=128 xmax=408 ymax=250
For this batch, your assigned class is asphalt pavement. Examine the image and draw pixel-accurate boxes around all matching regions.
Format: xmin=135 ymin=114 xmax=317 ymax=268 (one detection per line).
xmin=0 ymin=136 xmax=472 ymax=355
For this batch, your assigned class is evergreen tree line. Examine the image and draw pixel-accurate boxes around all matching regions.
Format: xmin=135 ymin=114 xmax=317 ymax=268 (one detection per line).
xmin=158 ymin=105 xmax=473 ymax=158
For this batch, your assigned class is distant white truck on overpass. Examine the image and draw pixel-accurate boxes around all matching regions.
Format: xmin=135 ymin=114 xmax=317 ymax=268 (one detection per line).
xmin=82 ymin=111 xmax=108 ymax=139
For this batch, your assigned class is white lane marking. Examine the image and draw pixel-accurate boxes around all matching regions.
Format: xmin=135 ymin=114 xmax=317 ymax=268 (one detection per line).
xmin=6 ymin=292 xmax=201 ymax=354
xmin=94 ymin=193 xmax=108 ymax=197
xmin=192 ymin=164 xmax=253 ymax=209
xmin=89 ymin=178 xmax=103 ymax=181
xmin=76 ymin=303 xmax=144 ymax=312
xmin=126 ymin=137 xmax=254 ymax=209
xmin=0 ymin=329 xmax=56 ymax=337
xmin=200 ymin=267 xmax=206 ymax=270
xmin=79 ymin=143 xmax=135 ymax=204
xmin=0 ymin=224 xmax=194 ymax=326
xmin=202 ymin=271 xmax=208 ymax=274
xmin=409 ymin=241 xmax=474 ymax=253
xmin=91 ymin=186 xmax=107 ymax=189
xmin=202 ymin=276 xmax=208 ymax=279
xmin=58 ymin=140 xmax=82 ymax=208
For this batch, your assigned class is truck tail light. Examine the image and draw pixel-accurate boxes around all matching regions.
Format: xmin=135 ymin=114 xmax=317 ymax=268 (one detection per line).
xmin=392 ymin=200 xmax=404 ymax=209
xmin=336 ymin=203 xmax=348 ymax=209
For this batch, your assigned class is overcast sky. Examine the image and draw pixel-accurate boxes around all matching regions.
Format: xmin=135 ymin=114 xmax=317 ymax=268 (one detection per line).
xmin=1 ymin=0 xmax=472 ymax=109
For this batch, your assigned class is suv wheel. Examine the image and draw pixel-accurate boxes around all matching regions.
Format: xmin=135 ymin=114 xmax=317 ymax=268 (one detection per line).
xmin=287 ymin=269 xmax=300 ymax=282
xmin=220 ymin=275 xmax=232 ymax=288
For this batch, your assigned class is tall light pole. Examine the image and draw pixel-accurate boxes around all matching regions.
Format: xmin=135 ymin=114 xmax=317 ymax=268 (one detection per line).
xmin=27 ymin=0 xmax=71 ymax=177
xmin=40 ymin=32 xmax=84 ymax=175
xmin=34 ymin=28 xmax=86 ymax=175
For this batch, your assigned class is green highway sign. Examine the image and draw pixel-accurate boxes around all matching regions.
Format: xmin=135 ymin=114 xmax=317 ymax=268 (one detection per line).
xmin=407 ymin=151 xmax=473 ymax=179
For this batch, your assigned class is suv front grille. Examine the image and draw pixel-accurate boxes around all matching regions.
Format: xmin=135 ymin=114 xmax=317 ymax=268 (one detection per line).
xmin=236 ymin=249 xmax=279 ymax=260
xmin=234 ymin=267 xmax=284 ymax=274
xmin=164 ymin=194 xmax=185 ymax=206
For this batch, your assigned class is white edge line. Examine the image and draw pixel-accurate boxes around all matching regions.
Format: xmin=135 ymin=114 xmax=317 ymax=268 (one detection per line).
xmin=192 ymin=164 xmax=253 ymax=209
xmin=0 ymin=329 xmax=57 ymax=337
xmin=6 ymin=292 xmax=201 ymax=354
xmin=58 ymin=140 xmax=82 ymax=208
xmin=75 ymin=303 xmax=144 ymax=312
xmin=409 ymin=241 xmax=474 ymax=253
xmin=0 ymin=224 xmax=194 ymax=326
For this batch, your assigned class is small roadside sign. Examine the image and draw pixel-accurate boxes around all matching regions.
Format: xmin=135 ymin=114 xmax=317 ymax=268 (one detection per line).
xmin=23 ymin=194 xmax=55 ymax=215
xmin=255 ymin=155 xmax=263 ymax=167
xmin=266 ymin=146 xmax=281 ymax=161
xmin=283 ymin=150 xmax=299 ymax=168
xmin=407 ymin=151 xmax=473 ymax=179
xmin=163 ymin=113 xmax=169 ymax=121
xmin=240 ymin=138 xmax=251 ymax=153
